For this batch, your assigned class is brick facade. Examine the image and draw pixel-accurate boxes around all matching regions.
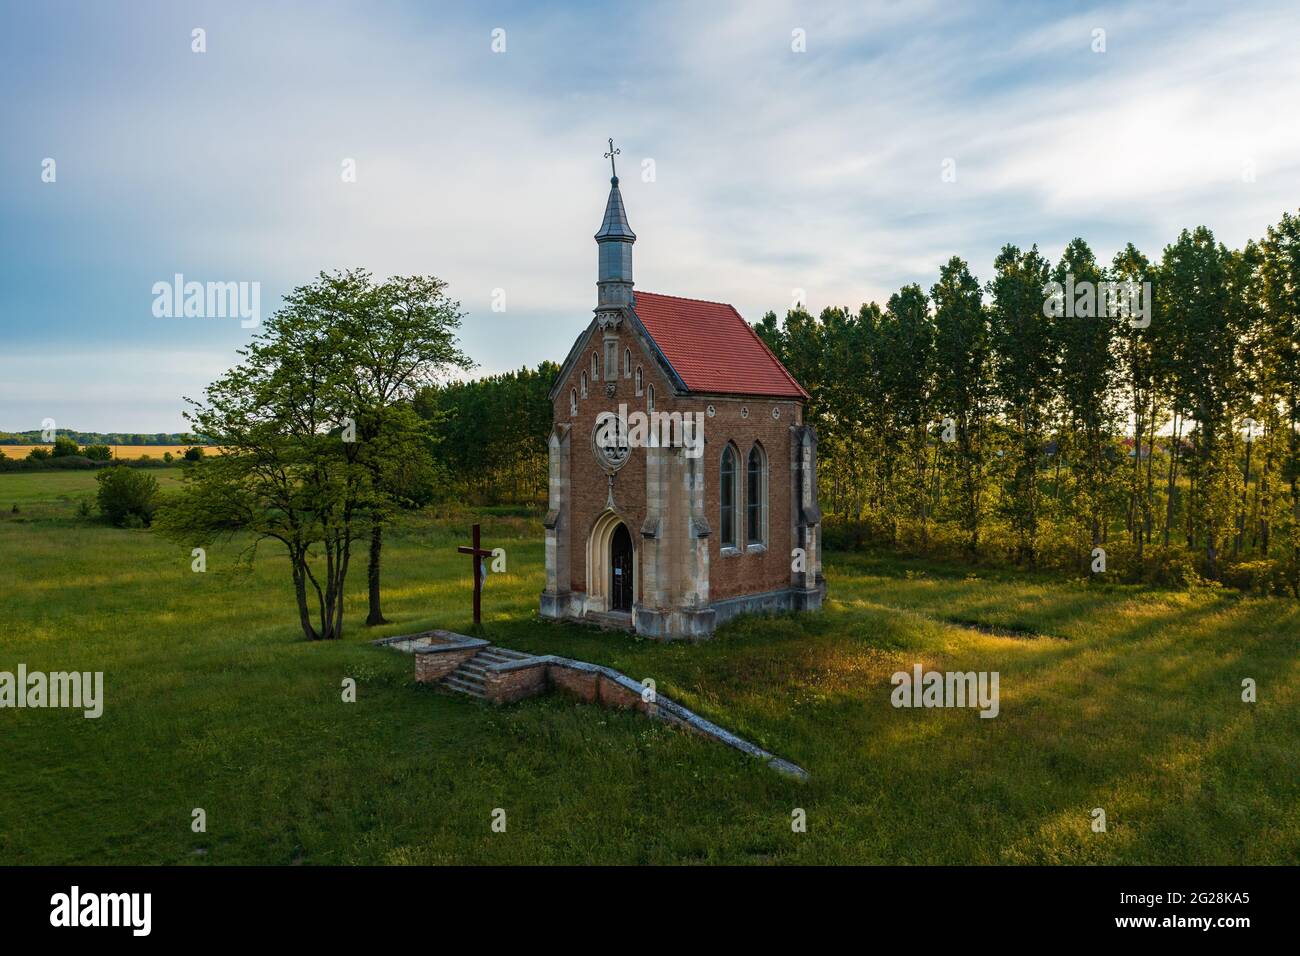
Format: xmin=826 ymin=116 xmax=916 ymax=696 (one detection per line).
xmin=540 ymin=316 xmax=824 ymax=639
xmin=537 ymin=171 xmax=823 ymax=640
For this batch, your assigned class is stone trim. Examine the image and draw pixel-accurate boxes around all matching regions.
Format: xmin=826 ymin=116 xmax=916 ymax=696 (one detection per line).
xmin=481 ymin=654 xmax=807 ymax=779
xmin=710 ymin=585 xmax=822 ymax=626
xmin=371 ymin=629 xmax=489 ymax=651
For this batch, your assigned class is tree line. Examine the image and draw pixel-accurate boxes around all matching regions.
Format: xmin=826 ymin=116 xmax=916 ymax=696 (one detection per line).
xmin=753 ymin=211 xmax=1300 ymax=594
xmin=414 ymin=362 xmax=556 ymax=506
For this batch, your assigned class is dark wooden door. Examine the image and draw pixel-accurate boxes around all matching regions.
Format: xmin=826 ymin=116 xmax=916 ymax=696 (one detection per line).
xmin=610 ymin=523 xmax=634 ymax=612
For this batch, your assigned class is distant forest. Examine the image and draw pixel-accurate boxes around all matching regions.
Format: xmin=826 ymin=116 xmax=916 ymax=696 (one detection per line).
xmin=415 ymin=361 xmax=557 ymax=505
xmin=0 ymin=429 xmax=198 ymax=445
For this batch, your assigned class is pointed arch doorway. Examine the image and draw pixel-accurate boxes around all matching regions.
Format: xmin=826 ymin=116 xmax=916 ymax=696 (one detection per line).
xmin=610 ymin=523 xmax=634 ymax=612
xmin=587 ymin=510 xmax=636 ymax=616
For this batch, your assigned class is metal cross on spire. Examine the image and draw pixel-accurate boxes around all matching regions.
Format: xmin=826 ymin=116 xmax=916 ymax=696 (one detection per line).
xmin=604 ymin=137 xmax=621 ymax=179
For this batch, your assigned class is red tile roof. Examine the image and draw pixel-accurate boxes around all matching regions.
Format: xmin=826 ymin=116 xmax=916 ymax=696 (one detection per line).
xmin=631 ymin=292 xmax=809 ymax=400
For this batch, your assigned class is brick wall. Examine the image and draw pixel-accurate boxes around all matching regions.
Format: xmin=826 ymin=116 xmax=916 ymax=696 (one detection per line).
xmin=414 ymin=647 xmax=477 ymax=683
xmin=482 ymin=663 xmax=548 ymax=704
xmin=553 ymin=320 xmax=804 ymax=606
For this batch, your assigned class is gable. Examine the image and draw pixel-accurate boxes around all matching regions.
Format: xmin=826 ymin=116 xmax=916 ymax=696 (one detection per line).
xmin=547 ymin=309 xmax=687 ymax=402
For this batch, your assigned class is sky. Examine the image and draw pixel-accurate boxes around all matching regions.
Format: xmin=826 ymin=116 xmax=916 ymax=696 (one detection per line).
xmin=2 ymin=0 xmax=1299 ymax=432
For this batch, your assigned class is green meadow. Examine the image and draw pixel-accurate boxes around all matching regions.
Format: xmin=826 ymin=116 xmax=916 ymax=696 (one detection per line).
xmin=1 ymin=470 xmax=1296 ymax=865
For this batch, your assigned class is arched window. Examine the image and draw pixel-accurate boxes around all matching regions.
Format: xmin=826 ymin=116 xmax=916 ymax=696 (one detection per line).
xmin=647 ymin=384 xmax=655 ymax=412
xmin=581 ymin=370 xmax=588 ymax=398
xmin=569 ymin=388 xmax=577 ymax=417
xmin=635 ymin=366 xmax=643 ymax=396
xmin=747 ymin=444 xmax=766 ymax=547
xmin=720 ymin=445 xmax=738 ymax=550
xmin=624 ymin=347 xmax=631 ymax=378
xmin=591 ymin=352 xmax=599 ymax=381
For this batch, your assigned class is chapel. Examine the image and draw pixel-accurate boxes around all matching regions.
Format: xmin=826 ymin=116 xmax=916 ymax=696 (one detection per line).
xmin=540 ymin=151 xmax=824 ymax=639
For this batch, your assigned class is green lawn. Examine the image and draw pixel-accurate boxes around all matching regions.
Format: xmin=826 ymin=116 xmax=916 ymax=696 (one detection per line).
xmin=1 ymin=471 xmax=1296 ymax=864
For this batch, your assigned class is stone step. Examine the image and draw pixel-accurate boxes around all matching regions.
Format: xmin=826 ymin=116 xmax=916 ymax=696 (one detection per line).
xmin=440 ymin=674 xmax=485 ymax=698
xmin=489 ymin=647 xmax=534 ymax=660
xmin=584 ymin=611 xmax=634 ymax=631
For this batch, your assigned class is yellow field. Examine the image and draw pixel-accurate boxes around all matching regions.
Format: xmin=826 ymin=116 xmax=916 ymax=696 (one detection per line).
xmin=0 ymin=444 xmax=219 ymax=460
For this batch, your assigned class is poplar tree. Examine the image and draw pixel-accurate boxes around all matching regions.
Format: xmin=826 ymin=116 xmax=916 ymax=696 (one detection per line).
xmin=931 ymin=257 xmax=989 ymax=555
xmin=988 ymin=244 xmax=1055 ymax=564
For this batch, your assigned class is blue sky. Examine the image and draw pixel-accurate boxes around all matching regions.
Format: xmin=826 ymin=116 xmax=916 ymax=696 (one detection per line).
xmin=2 ymin=0 xmax=1298 ymax=431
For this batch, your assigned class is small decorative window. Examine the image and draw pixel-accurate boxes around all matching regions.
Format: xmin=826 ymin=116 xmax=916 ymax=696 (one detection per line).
xmin=569 ymin=389 xmax=578 ymax=417
xmin=740 ymin=406 xmax=750 ymax=419
xmin=707 ymin=405 xmax=716 ymax=418
xmin=635 ymin=366 xmax=643 ymax=396
xmin=624 ymin=347 xmax=632 ymax=377
xmin=581 ymin=371 xmax=588 ymax=398
xmin=771 ymin=406 xmax=781 ymax=420
xmin=647 ymin=385 xmax=655 ymax=412
xmin=720 ymin=445 xmax=738 ymax=549
xmin=592 ymin=352 xmax=599 ymax=381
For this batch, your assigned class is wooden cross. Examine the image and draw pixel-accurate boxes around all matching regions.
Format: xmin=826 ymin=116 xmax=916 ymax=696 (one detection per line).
xmin=457 ymin=523 xmax=494 ymax=625
xmin=604 ymin=137 xmax=621 ymax=178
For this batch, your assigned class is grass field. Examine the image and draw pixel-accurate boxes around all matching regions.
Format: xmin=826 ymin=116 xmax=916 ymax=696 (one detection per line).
xmin=1 ymin=470 xmax=1297 ymax=865
xmin=0 ymin=445 xmax=218 ymax=461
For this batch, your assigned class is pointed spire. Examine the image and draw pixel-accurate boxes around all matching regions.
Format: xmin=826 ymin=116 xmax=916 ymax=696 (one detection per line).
xmin=594 ymin=177 xmax=636 ymax=242
xmin=595 ymin=140 xmax=635 ymax=313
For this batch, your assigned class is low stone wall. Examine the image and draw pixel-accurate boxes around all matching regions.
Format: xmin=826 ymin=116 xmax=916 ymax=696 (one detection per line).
xmin=482 ymin=661 xmax=548 ymax=702
xmin=482 ymin=655 xmax=808 ymax=778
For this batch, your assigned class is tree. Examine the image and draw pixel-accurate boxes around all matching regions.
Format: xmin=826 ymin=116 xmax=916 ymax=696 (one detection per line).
xmin=876 ymin=285 xmax=934 ymax=543
xmin=156 ymin=280 xmax=378 ymax=641
xmin=1110 ymin=244 xmax=1160 ymax=559
xmin=988 ymin=244 xmax=1055 ymax=564
xmin=305 ymin=270 xmax=472 ymax=626
xmin=96 ymin=466 xmax=159 ymax=526
xmin=1260 ymin=211 xmax=1300 ymax=592
xmin=1051 ymin=239 xmax=1121 ymax=562
xmin=52 ymin=436 xmax=80 ymax=457
xmin=931 ymin=257 xmax=990 ymax=555
xmin=1158 ymin=228 xmax=1237 ymax=573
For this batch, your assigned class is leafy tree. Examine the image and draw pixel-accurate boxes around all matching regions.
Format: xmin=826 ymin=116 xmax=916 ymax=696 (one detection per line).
xmin=988 ymin=244 xmax=1055 ymax=564
xmin=1260 ymin=211 xmax=1300 ymax=591
xmin=1158 ymin=228 xmax=1237 ymax=572
xmin=931 ymin=256 xmax=990 ymax=555
xmin=289 ymin=269 xmax=470 ymax=626
xmin=877 ymin=286 xmax=934 ymax=543
xmin=1051 ymin=239 xmax=1121 ymax=560
xmin=156 ymin=279 xmax=378 ymax=641
xmin=1110 ymin=244 xmax=1160 ymax=559
xmin=52 ymin=436 xmax=80 ymax=457
xmin=96 ymin=466 xmax=159 ymax=526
